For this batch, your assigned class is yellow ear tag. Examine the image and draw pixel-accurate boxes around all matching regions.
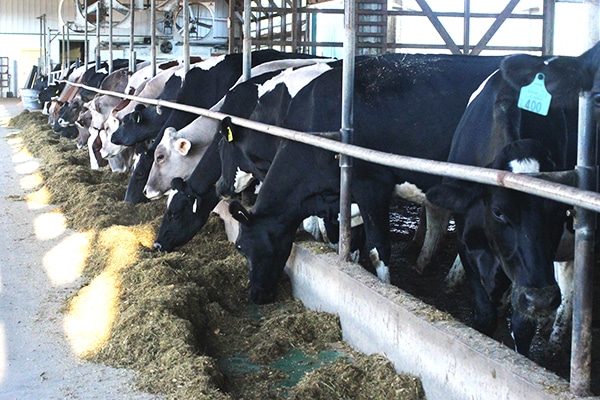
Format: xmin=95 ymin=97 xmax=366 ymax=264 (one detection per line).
xmin=227 ymin=126 xmax=234 ymax=142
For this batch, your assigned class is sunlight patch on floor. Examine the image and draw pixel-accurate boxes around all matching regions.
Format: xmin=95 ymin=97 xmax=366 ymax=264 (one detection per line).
xmin=34 ymin=212 xmax=67 ymax=240
xmin=63 ymin=271 xmax=120 ymax=358
xmin=43 ymin=231 xmax=94 ymax=286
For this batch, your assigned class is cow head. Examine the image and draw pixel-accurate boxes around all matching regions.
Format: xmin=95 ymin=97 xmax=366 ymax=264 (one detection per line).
xmin=427 ymin=139 xmax=566 ymax=320
xmin=124 ymin=143 xmax=153 ymax=204
xmin=501 ymin=41 xmax=600 ymax=119
xmin=111 ymin=104 xmax=168 ymax=146
xmin=228 ymin=200 xmax=299 ymax=304
xmin=144 ymin=127 xmax=193 ymax=200
xmin=216 ymin=118 xmax=260 ymax=198
xmin=153 ymin=177 xmax=220 ymax=252
xmin=76 ymin=108 xmax=92 ymax=149
xmin=217 ymin=117 xmax=277 ymax=199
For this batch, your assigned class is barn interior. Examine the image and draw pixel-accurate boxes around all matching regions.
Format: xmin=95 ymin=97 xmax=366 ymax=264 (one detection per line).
xmin=0 ymin=0 xmax=599 ymax=399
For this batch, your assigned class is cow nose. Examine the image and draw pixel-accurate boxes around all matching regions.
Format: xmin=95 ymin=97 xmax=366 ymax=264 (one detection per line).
xmin=516 ymin=285 xmax=561 ymax=317
xmin=153 ymin=242 xmax=162 ymax=251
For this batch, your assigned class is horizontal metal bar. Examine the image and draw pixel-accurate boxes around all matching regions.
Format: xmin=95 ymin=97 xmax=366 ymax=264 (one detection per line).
xmin=63 ymin=81 xmax=600 ymax=213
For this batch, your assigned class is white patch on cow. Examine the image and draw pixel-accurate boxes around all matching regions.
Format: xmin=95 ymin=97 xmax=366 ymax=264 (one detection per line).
xmin=97 ymin=67 xmax=108 ymax=74
xmin=468 ymin=70 xmax=499 ymax=106
xmin=444 ymin=255 xmax=465 ymax=292
xmin=166 ymin=189 xmax=177 ymax=208
xmin=300 ymin=216 xmax=360 ymax=262
xmin=548 ymin=260 xmax=574 ymax=351
xmin=254 ymin=181 xmax=262 ymax=194
xmin=234 ymin=168 xmax=255 ymax=193
xmin=87 ymin=131 xmax=100 ymax=170
xmin=509 ymin=158 xmax=540 ymax=174
xmin=177 ymin=55 xmax=225 ymax=77
xmin=302 ymin=216 xmax=323 ymax=241
xmin=164 ymin=126 xmax=178 ymax=138
xmin=336 ymin=203 xmax=363 ymax=228
xmin=257 ymin=63 xmax=333 ymax=99
xmin=394 ymin=182 xmax=426 ymax=205
xmin=369 ymin=248 xmax=390 ymax=283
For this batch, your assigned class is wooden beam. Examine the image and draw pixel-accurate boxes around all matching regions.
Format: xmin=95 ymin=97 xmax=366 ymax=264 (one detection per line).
xmin=471 ymin=0 xmax=521 ymax=55
xmin=414 ymin=0 xmax=461 ymax=54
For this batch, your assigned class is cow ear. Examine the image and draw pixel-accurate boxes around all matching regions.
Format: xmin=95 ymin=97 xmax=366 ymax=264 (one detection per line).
xmin=134 ymin=103 xmax=146 ymax=112
xmin=229 ymin=200 xmax=252 ymax=224
xmin=171 ymin=177 xmax=186 ymax=192
xmin=174 ymin=138 xmax=192 ymax=156
xmin=426 ymin=181 xmax=482 ymax=214
xmin=220 ymin=117 xmax=235 ymax=142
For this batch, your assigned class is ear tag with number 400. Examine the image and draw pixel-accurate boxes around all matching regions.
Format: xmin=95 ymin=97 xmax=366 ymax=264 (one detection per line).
xmin=517 ymin=72 xmax=552 ymax=116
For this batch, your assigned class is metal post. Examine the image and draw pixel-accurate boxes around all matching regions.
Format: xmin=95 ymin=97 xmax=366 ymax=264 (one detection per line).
xmin=242 ymin=0 xmax=252 ymax=81
xmin=542 ymin=0 xmax=555 ymax=55
xmin=463 ymin=0 xmax=470 ymax=54
xmin=183 ymin=0 xmax=190 ymax=74
xmin=151 ymin=0 xmax=157 ymax=77
xmin=571 ymin=92 xmax=597 ymax=397
xmin=228 ymin=0 xmax=236 ymax=53
xmin=84 ymin=0 xmax=89 ymax=67
xmin=96 ymin=0 xmax=101 ymax=70
xmin=339 ymin=0 xmax=356 ymax=261
xmin=130 ymin=0 xmax=136 ymax=72
xmin=570 ymin=2 xmax=598 ymax=395
xmin=62 ymin=24 xmax=66 ymax=70
xmin=66 ymin=22 xmax=71 ymax=69
xmin=38 ymin=15 xmax=44 ymax=72
xmin=291 ymin=0 xmax=298 ymax=52
xmin=47 ymin=26 xmax=51 ymax=78
xmin=109 ymin=0 xmax=113 ymax=73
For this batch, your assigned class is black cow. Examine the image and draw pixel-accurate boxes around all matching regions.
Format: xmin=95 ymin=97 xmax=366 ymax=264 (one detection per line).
xmin=110 ymin=73 xmax=184 ymax=147
xmin=122 ymin=50 xmax=327 ymax=204
xmin=429 ymin=140 xmax=567 ymax=356
xmin=226 ymin=53 xmax=503 ymax=304
xmin=425 ymin=43 xmax=600 ymax=355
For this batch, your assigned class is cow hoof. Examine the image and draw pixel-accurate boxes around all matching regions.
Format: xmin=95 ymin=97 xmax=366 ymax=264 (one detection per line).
xmin=376 ymin=264 xmax=390 ymax=283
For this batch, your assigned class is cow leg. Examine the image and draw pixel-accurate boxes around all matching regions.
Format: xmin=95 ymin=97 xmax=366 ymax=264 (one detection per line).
xmin=461 ymin=248 xmax=498 ymax=337
xmin=355 ymin=182 xmax=393 ymax=283
xmin=510 ymin=311 xmax=536 ymax=356
xmin=415 ymin=204 xmax=452 ymax=273
xmin=547 ymin=260 xmax=573 ymax=357
xmin=392 ymin=183 xmax=453 ymax=273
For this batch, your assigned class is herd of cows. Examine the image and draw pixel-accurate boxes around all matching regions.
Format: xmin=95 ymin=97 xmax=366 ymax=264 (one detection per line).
xmin=36 ymin=43 xmax=600 ymax=360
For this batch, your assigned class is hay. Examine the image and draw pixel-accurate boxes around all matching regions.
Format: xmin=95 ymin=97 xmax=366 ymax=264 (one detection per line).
xmin=12 ymin=111 xmax=425 ymax=400
xmin=289 ymin=350 xmax=426 ymax=400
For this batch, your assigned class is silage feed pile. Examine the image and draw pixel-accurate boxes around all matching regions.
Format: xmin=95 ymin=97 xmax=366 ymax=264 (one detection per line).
xmin=10 ymin=110 xmax=425 ymax=400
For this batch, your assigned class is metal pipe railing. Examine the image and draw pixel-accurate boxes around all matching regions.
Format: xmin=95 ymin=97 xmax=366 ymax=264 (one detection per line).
xmin=60 ymin=80 xmax=600 ymax=214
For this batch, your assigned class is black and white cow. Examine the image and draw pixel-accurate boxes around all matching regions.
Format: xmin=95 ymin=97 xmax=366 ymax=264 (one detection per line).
xmin=154 ymin=60 xmax=338 ymax=251
xmin=226 ymin=53 xmax=503 ymax=304
xmin=425 ymin=42 xmax=600 ymax=355
xmin=110 ymin=73 xmax=184 ymax=147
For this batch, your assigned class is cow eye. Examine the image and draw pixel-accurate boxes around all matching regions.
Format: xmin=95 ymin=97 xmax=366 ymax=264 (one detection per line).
xmin=156 ymin=154 xmax=165 ymax=162
xmin=491 ymin=208 xmax=506 ymax=223
xmin=593 ymin=93 xmax=600 ymax=107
